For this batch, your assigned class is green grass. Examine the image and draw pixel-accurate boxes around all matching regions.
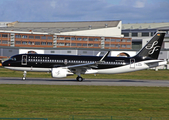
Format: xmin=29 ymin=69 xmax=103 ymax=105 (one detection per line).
xmin=0 ymin=67 xmax=169 ymax=80
xmin=0 ymin=85 xmax=169 ymax=118
xmin=1 ymin=68 xmax=169 ymax=118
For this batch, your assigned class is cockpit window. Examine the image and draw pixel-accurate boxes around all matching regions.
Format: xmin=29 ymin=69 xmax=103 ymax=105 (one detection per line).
xmin=9 ymin=57 xmax=16 ymax=61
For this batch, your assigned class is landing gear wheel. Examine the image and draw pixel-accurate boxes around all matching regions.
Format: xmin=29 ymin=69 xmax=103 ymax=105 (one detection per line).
xmin=76 ymin=76 xmax=84 ymax=82
xmin=22 ymin=71 xmax=27 ymax=81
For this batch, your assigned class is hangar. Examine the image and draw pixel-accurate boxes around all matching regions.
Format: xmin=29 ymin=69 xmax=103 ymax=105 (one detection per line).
xmin=0 ymin=21 xmax=132 ymax=50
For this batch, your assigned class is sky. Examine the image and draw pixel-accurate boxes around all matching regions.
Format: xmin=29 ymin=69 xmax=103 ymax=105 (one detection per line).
xmin=0 ymin=0 xmax=169 ymax=23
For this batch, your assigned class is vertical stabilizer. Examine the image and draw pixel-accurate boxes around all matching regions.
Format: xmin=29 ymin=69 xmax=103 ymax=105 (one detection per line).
xmin=135 ymin=31 xmax=166 ymax=59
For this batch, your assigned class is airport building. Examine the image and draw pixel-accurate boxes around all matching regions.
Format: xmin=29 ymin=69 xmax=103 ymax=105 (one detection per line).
xmin=0 ymin=21 xmax=131 ymax=49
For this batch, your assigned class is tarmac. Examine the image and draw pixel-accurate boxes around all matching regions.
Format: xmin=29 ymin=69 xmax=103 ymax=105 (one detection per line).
xmin=0 ymin=77 xmax=169 ymax=87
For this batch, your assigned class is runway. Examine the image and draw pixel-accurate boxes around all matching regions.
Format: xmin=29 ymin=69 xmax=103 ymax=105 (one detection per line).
xmin=0 ymin=77 xmax=169 ymax=87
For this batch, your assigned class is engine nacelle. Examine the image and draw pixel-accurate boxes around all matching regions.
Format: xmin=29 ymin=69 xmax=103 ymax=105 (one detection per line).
xmin=51 ymin=68 xmax=68 ymax=78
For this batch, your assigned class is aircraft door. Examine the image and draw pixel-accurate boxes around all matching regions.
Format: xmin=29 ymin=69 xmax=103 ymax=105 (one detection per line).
xmin=22 ymin=55 xmax=27 ymax=65
xmin=130 ymin=58 xmax=135 ymax=69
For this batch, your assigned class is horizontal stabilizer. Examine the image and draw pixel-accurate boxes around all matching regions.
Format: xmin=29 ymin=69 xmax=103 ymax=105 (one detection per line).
xmin=144 ymin=60 xmax=167 ymax=68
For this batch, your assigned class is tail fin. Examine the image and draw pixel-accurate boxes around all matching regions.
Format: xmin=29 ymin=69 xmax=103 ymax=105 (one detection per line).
xmin=135 ymin=31 xmax=166 ymax=59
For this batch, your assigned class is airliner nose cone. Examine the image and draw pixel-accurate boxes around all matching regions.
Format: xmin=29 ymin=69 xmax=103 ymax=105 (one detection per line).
xmin=2 ymin=61 xmax=7 ymax=66
xmin=2 ymin=62 xmax=5 ymax=66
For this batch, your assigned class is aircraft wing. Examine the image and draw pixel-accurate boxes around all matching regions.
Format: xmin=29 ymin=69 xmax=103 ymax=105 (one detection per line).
xmin=67 ymin=51 xmax=110 ymax=68
xmin=66 ymin=51 xmax=110 ymax=74
xmin=67 ymin=62 xmax=98 ymax=69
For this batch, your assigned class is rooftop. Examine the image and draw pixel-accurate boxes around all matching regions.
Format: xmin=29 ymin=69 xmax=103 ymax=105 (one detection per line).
xmin=0 ymin=20 xmax=120 ymax=33
xmin=122 ymin=22 xmax=169 ymax=29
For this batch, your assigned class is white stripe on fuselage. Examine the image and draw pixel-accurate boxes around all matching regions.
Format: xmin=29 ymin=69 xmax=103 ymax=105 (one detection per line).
xmin=86 ymin=60 xmax=165 ymax=74
xmin=4 ymin=67 xmax=51 ymax=72
xmin=96 ymin=61 xmax=148 ymax=74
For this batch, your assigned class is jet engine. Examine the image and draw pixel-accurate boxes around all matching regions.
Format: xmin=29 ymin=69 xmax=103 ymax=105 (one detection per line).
xmin=51 ymin=68 xmax=68 ymax=78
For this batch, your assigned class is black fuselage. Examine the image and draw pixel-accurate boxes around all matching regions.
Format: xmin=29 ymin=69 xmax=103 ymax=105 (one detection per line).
xmin=3 ymin=53 xmax=141 ymax=70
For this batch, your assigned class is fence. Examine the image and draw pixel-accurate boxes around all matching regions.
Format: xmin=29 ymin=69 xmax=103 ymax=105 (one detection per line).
xmin=1 ymin=116 xmax=169 ymax=120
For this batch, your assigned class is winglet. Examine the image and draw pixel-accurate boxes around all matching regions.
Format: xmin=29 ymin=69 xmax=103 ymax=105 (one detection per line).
xmin=96 ymin=52 xmax=101 ymax=56
xmin=99 ymin=51 xmax=110 ymax=62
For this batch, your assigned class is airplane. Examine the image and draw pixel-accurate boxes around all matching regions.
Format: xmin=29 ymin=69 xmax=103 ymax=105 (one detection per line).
xmin=2 ymin=31 xmax=167 ymax=81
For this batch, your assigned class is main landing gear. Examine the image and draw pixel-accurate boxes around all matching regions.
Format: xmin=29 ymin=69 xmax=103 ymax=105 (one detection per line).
xmin=22 ymin=71 xmax=27 ymax=80
xmin=76 ymin=76 xmax=84 ymax=82
xmin=75 ymin=69 xmax=84 ymax=82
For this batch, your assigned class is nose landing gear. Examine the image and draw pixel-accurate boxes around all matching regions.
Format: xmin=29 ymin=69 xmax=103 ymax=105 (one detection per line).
xmin=22 ymin=71 xmax=27 ymax=80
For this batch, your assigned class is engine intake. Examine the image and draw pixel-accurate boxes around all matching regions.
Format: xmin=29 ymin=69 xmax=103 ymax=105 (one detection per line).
xmin=51 ymin=68 xmax=68 ymax=78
